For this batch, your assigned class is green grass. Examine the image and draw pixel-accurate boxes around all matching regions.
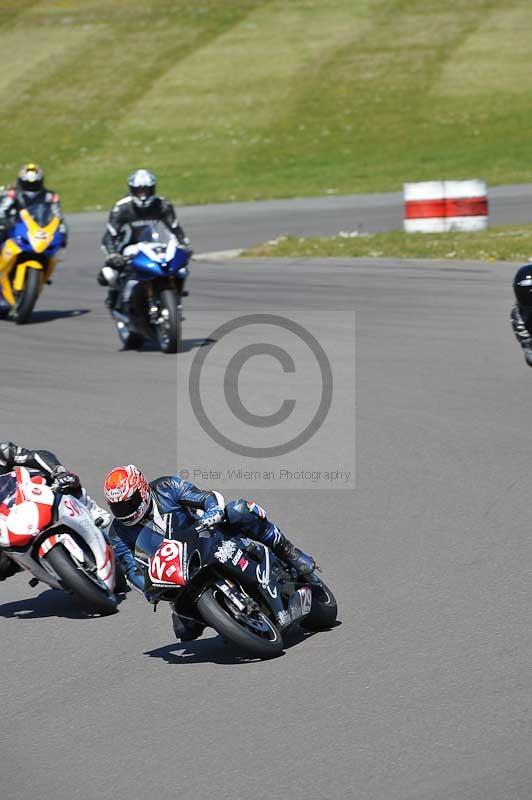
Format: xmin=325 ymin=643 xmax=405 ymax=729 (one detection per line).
xmin=242 ymin=225 xmax=532 ymax=262
xmin=2 ymin=1 xmax=532 ymax=211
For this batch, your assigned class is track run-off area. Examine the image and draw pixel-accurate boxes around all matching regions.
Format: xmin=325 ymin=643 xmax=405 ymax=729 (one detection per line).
xmin=2 ymin=190 xmax=532 ymax=800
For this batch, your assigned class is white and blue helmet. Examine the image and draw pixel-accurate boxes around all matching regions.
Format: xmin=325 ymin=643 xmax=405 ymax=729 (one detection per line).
xmin=127 ymin=169 xmax=156 ymax=208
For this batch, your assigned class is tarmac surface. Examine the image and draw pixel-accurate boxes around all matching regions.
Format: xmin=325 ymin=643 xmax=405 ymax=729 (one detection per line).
xmin=2 ymin=196 xmax=532 ymax=800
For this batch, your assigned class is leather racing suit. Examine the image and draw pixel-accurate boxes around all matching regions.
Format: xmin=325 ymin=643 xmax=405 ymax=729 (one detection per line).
xmin=510 ymin=304 xmax=532 ymax=366
xmin=108 ymin=474 xmax=314 ymax=639
xmin=101 ymin=195 xmax=190 ymax=255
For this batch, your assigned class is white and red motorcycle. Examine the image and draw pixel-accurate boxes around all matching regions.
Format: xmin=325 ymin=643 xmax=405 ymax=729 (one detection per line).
xmin=0 ymin=467 xmax=117 ymax=615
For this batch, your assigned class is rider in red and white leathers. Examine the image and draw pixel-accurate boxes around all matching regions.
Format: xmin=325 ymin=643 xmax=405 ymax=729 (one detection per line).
xmin=0 ymin=442 xmax=109 ymax=580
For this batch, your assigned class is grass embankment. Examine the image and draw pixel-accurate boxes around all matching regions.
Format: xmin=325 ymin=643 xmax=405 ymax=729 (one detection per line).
xmin=242 ymin=226 xmax=532 ymax=262
xmin=2 ymin=1 xmax=532 ymax=210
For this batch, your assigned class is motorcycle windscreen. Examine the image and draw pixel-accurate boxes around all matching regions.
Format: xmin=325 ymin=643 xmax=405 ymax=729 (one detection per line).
xmin=132 ymin=222 xmax=172 ymax=246
xmin=135 ymin=525 xmax=165 ymax=562
xmin=25 ymin=201 xmax=55 ymax=227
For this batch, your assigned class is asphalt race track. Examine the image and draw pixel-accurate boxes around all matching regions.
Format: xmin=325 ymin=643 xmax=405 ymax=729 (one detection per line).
xmin=2 ymin=197 xmax=532 ymax=800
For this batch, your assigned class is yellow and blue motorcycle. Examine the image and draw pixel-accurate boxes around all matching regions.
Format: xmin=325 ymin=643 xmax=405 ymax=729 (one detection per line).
xmin=0 ymin=202 xmax=65 ymax=324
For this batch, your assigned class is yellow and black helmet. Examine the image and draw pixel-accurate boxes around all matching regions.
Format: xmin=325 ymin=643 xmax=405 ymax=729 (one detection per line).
xmin=17 ymin=163 xmax=44 ymax=194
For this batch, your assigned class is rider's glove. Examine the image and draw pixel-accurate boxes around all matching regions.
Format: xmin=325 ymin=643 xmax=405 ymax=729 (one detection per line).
xmin=126 ymin=567 xmax=145 ymax=593
xmin=50 ymin=466 xmax=82 ymax=496
xmin=93 ymin=511 xmax=112 ymax=530
xmin=197 ymin=507 xmax=224 ymax=531
xmin=105 ymin=253 xmax=126 ymax=271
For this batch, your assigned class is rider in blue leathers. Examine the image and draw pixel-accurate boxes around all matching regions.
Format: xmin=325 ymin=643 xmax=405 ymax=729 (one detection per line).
xmin=104 ymin=465 xmax=315 ymax=640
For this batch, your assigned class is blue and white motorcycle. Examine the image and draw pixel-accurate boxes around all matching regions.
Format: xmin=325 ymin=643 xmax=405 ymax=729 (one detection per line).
xmin=109 ymin=223 xmax=190 ymax=353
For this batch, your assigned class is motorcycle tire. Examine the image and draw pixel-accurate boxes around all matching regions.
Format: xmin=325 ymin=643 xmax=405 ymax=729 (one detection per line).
xmin=197 ymin=586 xmax=283 ymax=659
xmin=44 ymin=543 xmax=117 ymax=616
xmin=14 ymin=268 xmax=40 ymax=325
xmin=300 ymin=579 xmax=338 ymax=630
xmin=156 ymin=289 xmax=180 ymax=354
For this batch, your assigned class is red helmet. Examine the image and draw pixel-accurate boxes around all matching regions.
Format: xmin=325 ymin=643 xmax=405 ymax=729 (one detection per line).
xmin=103 ymin=465 xmax=152 ymax=526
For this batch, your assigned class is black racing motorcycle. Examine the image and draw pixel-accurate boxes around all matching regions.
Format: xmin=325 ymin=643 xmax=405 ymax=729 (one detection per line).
xmin=135 ymin=512 xmax=337 ymax=659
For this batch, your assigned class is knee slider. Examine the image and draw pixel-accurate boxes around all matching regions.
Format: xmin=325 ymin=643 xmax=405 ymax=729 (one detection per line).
xmin=226 ymin=498 xmax=267 ymax=524
xmin=225 ymin=498 xmax=248 ymax=524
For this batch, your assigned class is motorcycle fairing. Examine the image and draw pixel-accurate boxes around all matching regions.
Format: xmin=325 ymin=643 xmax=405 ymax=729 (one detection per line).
xmin=287 ymin=586 xmax=313 ymax=624
xmin=0 ymin=208 xmax=62 ymax=306
xmin=0 ymin=467 xmax=54 ymax=546
xmin=18 ymin=209 xmax=60 ymax=254
xmin=0 ymin=239 xmax=22 ymax=304
xmin=148 ymin=539 xmax=187 ymax=586
xmin=12 ymin=260 xmax=44 ymax=292
xmin=54 ymin=495 xmax=116 ymax=588
xmin=124 ymin=240 xmax=190 ymax=281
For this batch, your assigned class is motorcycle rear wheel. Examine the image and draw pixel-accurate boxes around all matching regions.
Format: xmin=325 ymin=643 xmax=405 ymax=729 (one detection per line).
xmin=300 ymin=579 xmax=337 ymax=630
xmin=197 ymin=586 xmax=283 ymax=659
xmin=14 ymin=268 xmax=40 ymax=324
xmin=44 ymin=544 xmax=117 ymax=616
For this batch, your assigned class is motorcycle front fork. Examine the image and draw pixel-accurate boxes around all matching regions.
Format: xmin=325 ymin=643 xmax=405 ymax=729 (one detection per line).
xmin=146 ymin=285 xmax=185 ymax=323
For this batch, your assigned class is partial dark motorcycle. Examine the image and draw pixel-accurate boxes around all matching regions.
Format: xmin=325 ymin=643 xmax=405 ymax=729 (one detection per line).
xmin=0 ymin=467 xmax=117 ymax=615
xmin=135 ymin=512 xmax=337 ymax=659
xmin=109 ymin=222 xmax=190 ymax=353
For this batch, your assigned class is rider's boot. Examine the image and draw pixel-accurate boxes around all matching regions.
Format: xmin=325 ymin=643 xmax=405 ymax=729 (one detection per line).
xmin=262 ymin=524 xmax=315 ymax=576
xmin=523 ymin=343 xmax=532 ymax=367
xmin=0 ymin=550 xmax=22 ymax=581
xmin=105 ymin=289 xmax=118 ymax=309
xmin=97 ymin=268 xmax=119 ymax=309
xmin=171 ymin=606 xmax=205 ymax=641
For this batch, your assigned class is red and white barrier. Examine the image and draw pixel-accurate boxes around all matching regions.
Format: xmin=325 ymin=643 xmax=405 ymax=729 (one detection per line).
xmin=404 ymin=180 xmax=488 ymax=233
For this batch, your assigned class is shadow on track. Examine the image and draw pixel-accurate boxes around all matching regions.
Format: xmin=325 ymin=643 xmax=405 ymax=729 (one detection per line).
xmin=0 ymin=308 xmax=91 ymax=325
xmin=0 ymin=587 xmax=126 ymax=620
xmin=30 ymin=308 xmax=91 ymax=324
xmin=144 ymin=636 xmax=273 ymax=666
xmin=0 ymin=588 xmax=88 ymax=620
xmin=144 ymin=622 xmax=341 ymax=666
xmin=116 ymin=337 xmax=217 ymax=354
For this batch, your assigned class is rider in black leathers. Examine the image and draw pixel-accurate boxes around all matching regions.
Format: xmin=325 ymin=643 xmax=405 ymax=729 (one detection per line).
xmin=0 ymin=163 xmax=68 ymax=247
xmin=0 ymin=442 xmax=108 ymax=580
xmin=97 ymin=169 xmax=192 ymax=308
xmin=511 ymin=264 xmax=532 ymax=366
xmin=103 ymin=465 xmax=315 ymax=641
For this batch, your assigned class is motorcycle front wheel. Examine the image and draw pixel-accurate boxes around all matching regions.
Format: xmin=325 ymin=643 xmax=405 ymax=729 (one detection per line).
xmin=44 ymin=544 xmax=117 ymax=616
xmin=14 ymin=267 xmax=41 ymax=324
xmin=156 ymin=289 xmax=180 ymax=354
xmin=197 ymin=586 xmax=283 ymax=659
